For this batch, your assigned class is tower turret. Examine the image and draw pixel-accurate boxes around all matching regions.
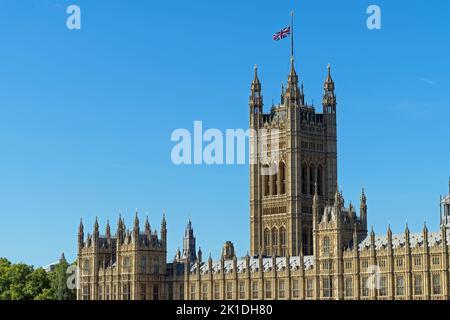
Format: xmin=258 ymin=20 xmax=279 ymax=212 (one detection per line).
xmin=78 ymin=218 xmax=84 ymax=250
xmin=360 ymin=188 xmax=367 ymax=227
xmin=161 ymin=212 xmax=167 ymax=245
xmin=182 ymin=220 xmax=197 ymax=262
xmin=133 ymin=212 xmax=140 ymax=242
xmin=323 ymin=64 xmax=336 ymax=114
xmin=249 ymin=65 xmax=263 ymax=117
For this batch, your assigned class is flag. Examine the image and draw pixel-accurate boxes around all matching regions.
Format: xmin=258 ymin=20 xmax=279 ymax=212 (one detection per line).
xmin=272 ymin=26 xmax=291 ymax=41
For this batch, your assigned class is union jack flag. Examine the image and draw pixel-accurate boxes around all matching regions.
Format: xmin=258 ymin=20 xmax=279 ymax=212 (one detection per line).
xmin=273 ymin=26 xmax=291 ymax=41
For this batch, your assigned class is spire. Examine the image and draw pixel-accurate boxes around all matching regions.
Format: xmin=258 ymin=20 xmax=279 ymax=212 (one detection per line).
xmin=423 ymin=221 xmax=428 ymax=234
xmin=78 ymin=218 xmax=84 ymax=234
xmin=94 ymin=217 xmax=99 ymax=234
xmin=60 ymin=252 xmax=66 ymax=263
xmin=360 ymin=188 xmax=367 ymax=206
xmin=160 ymin=212 xmax=167 ymax=244
xmin=252 ymin=64 xmax=260 ymax=85
xmin=145 ymin=216 xmax=150 ymax=234
xmin=323 ymin=63 xmax=336 ymax=112
xmin=105 ymin=220 xmax=111 ymax=238
xmin=162 ymin=212 xmax=167 ymax=228
xmin=134 ymin=211 xmax=139 ymax=232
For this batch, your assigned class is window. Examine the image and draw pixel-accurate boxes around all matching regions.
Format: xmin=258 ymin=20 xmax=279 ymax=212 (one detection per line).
xmin=140 ymin=284 xmax=146 ymax=300
xmin=378 ymin=259 xmax=386 ymax=268
xmin=323 ymin=277 xmax=332 ymax=298
xmin=122 ymin=284 xmax=130 ymax=300
xmin=190 ymin=284 xmax=196 ymax=300
xmin=179 ymin=284 xmax=184 ymax=300
xmin=123 ymin=256 xmax=131 ymax=273
xmin=322 ymin=261 xmax=331 ymax=271
xmin=263 ymin=170 xmax=269 ymax=196
xmin=344 ymin=277 xmax=353 ymax=297
xmin=317 ymin=165 xmax=323 ymax=195
xmin=279 ymin=280 xmax=285 ymax=299
xmin=264 ymin=229 xmax=271 ymax=256
xmin=98 ymin=285 xmax=103 ymax=300
xmin=322 ymin=237 xmax=330 ymax=255
xmin=414 ymin=275 xmax=423 ymax=295
xmin=280 ymin=227 xmax=287 ymax=257
xmin=82 ymin=285 xmax=90 ymax=300
xmin=265 ymin=281 xmax=272 ymax=299
xmin=153 ymin=284 xmax=159 ymax=300
xmin=361 ymin=276 xmax=369 ymax=297
xmin=396 ymin=258 xmax=404 ymax=268
xmin=202 ymin=283 xmax=208 ymax=300
xmin=362 ymin=259 xmax=369 ymax=269
xmin=345 ymin=261 xmax=352 ymax=270
xmin=306 ymin=279 xmax=314 ymax=298
xmin=379 ymin=276 xmax=387 ymax=296
xmin=83 ymin=259 xmax=90 ymax=275
xmin=292 ymin=280 xmax=299 ymax=298
xmin=279 ymin=162 xmax=286 ymax=194
xmin=252 ymin=281 xmax=259 ymax=299
xmin=153 ymin=258 xmax=160 ymax=274
xmin=239 ymin=282 xmax=245 ymax=300
xmin=140 ymin=256 xmax=147 ymax=273
xmin=226 ymin=282 xmax=233 ymax=300
xmin=105 ymin=285 xmax=110 ymax=300
xmin=432 ymin=274 xmax=441 ymax=295
xmin=113 ymin=285 xmax=117 ymax=300
xmin=272 ymin=172 xmax=278 ymax=195
xmin=396 ymin=275 xmax=404 ymax=296
xmin=414 ymin=257 xmax=422 ymax=266
xmin=214 ymin=283 xmax=220 ymax=300
xmin=301 ymin=164 xmax=308 ymax=194
xmin=309 ymin=165 xmax=315 ymax=195
xmin=272 ymin=228 xmax=278 ymax=256
xmin=432 ymin=256 xmax=440 ymax=265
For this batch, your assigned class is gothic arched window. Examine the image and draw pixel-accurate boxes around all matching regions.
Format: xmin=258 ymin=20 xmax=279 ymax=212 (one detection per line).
xmin=272 ymin=227 xmax=278 ymax=256
xmin=280 ymin=227 xmax=287 ymax=256
xmin=279 ymin=162 xmax=286 ymax=194
xmin=322 ymin=236 xmax=330 ymax=255
xmin=317 ymin=164 xmax=323 ymax=196
xmin=264 ymin=228 xmax=271 ymax=256
xmin=309 ymin=164 xmax=315 ymax=195
xmin=272 ymin=171 xmax=278 ymax=195
xmin=301 ymin=163 xmax=308 ymax=195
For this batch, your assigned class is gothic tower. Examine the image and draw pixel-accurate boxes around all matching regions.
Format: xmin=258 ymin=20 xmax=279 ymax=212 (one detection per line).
xmin=249 ymin=57 xmax=338 ymax=257
xmin=181 ymin=220 xmax=197 ymax=262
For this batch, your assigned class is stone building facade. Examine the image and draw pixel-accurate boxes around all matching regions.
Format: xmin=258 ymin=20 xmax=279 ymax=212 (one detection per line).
xmin=76 ymin=56 xmax=450 ymax=300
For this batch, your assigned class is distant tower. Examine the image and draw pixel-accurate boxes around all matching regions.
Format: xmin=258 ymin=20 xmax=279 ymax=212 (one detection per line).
xmin=181 ymin=220 xmax=197 ymax=262
xmin=441 ymin=178 xmax=450 ymax=227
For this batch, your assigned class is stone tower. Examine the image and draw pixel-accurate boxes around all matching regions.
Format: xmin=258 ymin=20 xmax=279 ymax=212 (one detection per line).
xmin=441 ymin=178 xmax=450 ymax=227
xmin=249 ymin=57 xmax=338 ymax=257
xmin=181 ymin=220 xmax=196 ymax=262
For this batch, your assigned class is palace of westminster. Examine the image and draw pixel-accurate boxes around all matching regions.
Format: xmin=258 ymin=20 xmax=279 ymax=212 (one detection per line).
xmin=77 ymin=55 xmax=450 ymax=300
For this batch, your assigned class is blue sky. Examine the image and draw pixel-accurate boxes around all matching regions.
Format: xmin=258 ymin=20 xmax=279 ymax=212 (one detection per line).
xmin=0 ymin=0 xmax=449 ymax=267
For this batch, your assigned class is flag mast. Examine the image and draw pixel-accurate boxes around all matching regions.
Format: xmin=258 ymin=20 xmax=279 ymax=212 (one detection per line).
xmin=290 ymin=10 xmax=294 ymax=59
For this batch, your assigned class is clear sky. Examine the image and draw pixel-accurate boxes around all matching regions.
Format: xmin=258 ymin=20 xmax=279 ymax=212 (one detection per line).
xmin=0 ymin=0 xmax=449 ymax=267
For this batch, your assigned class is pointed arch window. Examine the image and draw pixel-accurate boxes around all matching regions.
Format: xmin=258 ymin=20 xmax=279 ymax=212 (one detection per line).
xmin=279 ymin=162 xmax=286 ymax=194
xmin=309 ymin=164 xmax=315 ymax=195
xmin=322 ymin=236 xmax=330 ymax=255
xmin=264 ymin=228 xmax=271 ymax=255
xmin=272 ymin=227 xmax=278 ymax=256
xmin=280 ymin=227 xmax=287 ymax=256
xmin=317 ymin=165 xmax=323 ymax=196
xmin=301 ymin=163 xmax=308 ymax=195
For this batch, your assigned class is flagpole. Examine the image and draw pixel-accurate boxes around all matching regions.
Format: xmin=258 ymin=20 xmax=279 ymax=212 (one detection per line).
xmin=291 ymin=10 xmax=294 ymax=59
